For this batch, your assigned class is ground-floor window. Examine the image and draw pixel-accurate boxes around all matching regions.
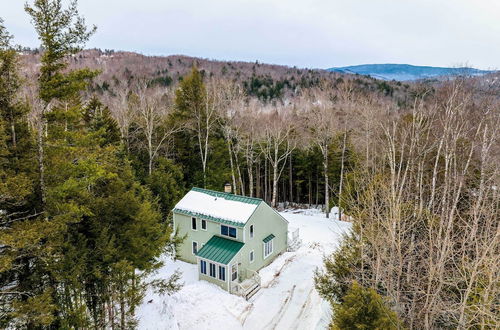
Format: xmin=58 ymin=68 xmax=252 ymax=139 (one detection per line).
xmin=209 ymin=263 xmax=216 ymax=278
xmin=200 ymin=260 xmax=207 ymax=274
xmin=218 ymin=265 xmax=226 ymax=281
xmin=231 ymin=264 xmax=238 ymax=281
xmin=264 ymin=239 xmax=273 ymax=259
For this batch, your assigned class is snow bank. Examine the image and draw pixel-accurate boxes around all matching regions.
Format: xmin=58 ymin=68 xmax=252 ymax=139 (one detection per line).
xmin=137 ymin=209 xmax=351 ymax=329
xmin=174 ymin=191 xmax=258 ymax=224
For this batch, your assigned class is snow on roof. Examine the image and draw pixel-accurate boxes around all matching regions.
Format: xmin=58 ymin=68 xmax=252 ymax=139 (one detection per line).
xmin=174 ymin=189 xmax=260 ymax=224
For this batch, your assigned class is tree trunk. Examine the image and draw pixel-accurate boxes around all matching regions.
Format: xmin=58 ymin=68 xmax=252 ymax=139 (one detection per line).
xmin=255 ymin=160 xmax=260 ymax=198
xmin=289 ymin=153 xmax=293 ymax=205
xmin=235 ymin=153 xmax=245 ymax=195
xmin=227 ymin=139 xmax=237 ymax=194
xmin=271 ymin=148 xmax=279 ymax=208
xmin=248 ymin=161 xmax=254 ymax=197
xmin=308 ymin=173 xmax=312 ymax=206
xmin=272 ymin=161 xmax=278 ymax=208
xmin=10 ymin=122 xmax=16 ymax=148
xmin=338 ymin=131 xmax=347 ymax=221
xmin=37 ymin=117 xmax=46 ymax=207
xmin=324 ymin=146 xmax=329 ymax=218
xmin=264 ymin=158 xmax=268 ymax=202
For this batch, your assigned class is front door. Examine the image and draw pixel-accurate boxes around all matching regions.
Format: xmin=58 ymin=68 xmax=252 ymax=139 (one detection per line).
xmin=231 ymin=263 xmax=238 ymax=282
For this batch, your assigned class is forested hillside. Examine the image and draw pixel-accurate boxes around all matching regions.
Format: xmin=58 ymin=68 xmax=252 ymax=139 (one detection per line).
xmin=1 ymin=0 xmax=499 ymax=329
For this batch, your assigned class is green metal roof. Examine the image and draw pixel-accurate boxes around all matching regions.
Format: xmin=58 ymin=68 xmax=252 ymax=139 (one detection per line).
xmin=190 ymin=187 xmax=262 ymax=205
xmin=172 ymin=208 xmax=245 ymax=228
xmin=263 ymin=234 xmax=275 ymax=243
xmin=196 ymin=235 xmax=244 ymax=265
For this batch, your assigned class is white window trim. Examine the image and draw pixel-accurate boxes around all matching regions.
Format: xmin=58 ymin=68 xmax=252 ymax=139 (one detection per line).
xmin=201 ymin=219 xmax=207 ymax=231
xmin=198 ymin=257 xmax=229 ymax=284
xmin=249 ymin=250 xmax=255 ymax=263
xmin=199 ymin=259 xmax=207 ymax=275
xmin=218 ymin=265 xmax=226 ymax=282
xmin=191 ymin=217 xmax=197 ymax=231
xmin=192 ymin=241 xmax=198 ymax=255
xmin=209 ymin=262 xmax=217 ymax=278
xmin=263 ymin=239 xmax=273 ymax=259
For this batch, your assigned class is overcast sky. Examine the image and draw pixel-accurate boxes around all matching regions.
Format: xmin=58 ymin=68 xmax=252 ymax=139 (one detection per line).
xmin=2 ymin=0 xmax=499 ymax=69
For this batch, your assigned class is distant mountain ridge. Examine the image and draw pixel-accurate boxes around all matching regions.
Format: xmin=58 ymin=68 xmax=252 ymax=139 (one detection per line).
xmin=328 ymin=64 xmax=494 ymax=81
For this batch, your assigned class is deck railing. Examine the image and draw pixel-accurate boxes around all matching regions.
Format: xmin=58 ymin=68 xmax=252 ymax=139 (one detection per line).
xmin=230 ymin=268 xmax=261 ymax=299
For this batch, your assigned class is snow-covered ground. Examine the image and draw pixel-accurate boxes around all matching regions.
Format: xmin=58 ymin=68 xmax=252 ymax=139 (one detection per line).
xmin=136 ymin=209 xmax=351 ymax=330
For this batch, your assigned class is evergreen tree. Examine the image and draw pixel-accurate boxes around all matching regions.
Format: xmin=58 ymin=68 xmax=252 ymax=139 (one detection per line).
xmin=0 ymin=17 xmax=54 ymax=327
xmin=83 ymin=95 xmax=121 ymax=146
xmin=172 ymin=67 xmax=231 ymax=190
xmin=172 ymin=67 xmax=206 ymax=188
xmin=330 ymin=281 xmax=400 ymax=330
xmin=4 ymin=2 xmax=180 ymax=327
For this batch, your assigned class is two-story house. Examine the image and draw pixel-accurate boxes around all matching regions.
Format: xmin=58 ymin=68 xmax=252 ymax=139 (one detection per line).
xmin=173 ymin=187 xmax=288 ymax=299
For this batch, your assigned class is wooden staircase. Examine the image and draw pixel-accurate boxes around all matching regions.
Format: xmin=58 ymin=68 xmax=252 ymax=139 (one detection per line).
xmin=230 ymin=269 xmax=262 ymax=300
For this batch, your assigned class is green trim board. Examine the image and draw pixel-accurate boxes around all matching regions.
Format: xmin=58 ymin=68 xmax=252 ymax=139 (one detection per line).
xmin=190 ymin=187 xmax=262 ymax=205
xmin=196 ymin=235 xmax=244 ymax=265
xmin=263 ymin=234 xmax=275 ymax=243
xmin=173 ymin=208 xmax=245 ymax=228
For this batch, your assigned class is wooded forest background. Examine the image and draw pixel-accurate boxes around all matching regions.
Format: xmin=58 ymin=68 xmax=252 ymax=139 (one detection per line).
xmin=1 ymin=0 xmax=498 ymax=329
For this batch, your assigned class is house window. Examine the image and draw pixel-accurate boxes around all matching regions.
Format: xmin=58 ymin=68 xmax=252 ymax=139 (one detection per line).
xmin=249 ymin=250 xmax=254 ymax=263
xmin=231 ymin=264 xmax=238 ymax=281
xmin=191 ymin=217 xmax=197 ymax=230
xmin=209 ymin=263 xmax=216 ymax=278
xmin=218 ymin=266 xmax=226 ymax=281
xmin=250 ymin=225 xmax=254 ymax=238
xmin=221 ymin=225 xmax=237 ymax=238
xmin=201 ymin=219 xmax=207 ymax=230
xmin=192 ymin=241 xmax=198 ymax=255
xmin=200 ymin=260 xmax=207 ymax=274
xmin=264 ymin=239 xmax=273 ymax=259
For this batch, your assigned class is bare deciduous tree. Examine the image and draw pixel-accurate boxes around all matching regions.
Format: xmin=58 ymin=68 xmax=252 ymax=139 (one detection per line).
xmin=259 ymin=105 xmax=297 ymax=207
xmin=130 ymin=82 xmax=178 ymax=175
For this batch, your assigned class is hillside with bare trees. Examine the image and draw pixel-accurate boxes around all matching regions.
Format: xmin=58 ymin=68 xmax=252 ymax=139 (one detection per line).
xmin=1 ymin=1 xmax=498 ymax=328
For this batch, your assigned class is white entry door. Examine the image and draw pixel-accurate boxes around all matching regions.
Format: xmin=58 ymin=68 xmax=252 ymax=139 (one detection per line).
xmin=231 ymin=263 xmax=238 ymax=282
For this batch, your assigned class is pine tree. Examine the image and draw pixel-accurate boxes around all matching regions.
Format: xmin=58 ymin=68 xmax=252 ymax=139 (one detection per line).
xmin=330 ymin=281 xmax=400 ymax=330
xmin=172 ymin=67 xmax=232 ymax=190
xmin=0 ymin=17 xmax=55 ymax=327
xmin=5 ymin=1 xmax=180 ymax=327
xmin=172 ymin=67 xmax=207 ymax=188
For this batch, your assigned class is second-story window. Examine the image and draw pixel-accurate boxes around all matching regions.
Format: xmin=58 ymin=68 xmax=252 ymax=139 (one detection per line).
xmin=250 ymin=225 xmax=254 ymax=238
xmin=221 ymin=225 xmax=237 ymax=238
xmin=201 ymin=219 xmax=207 ymax=230
xmin=191 ymin=217 xmax=197 ymax=230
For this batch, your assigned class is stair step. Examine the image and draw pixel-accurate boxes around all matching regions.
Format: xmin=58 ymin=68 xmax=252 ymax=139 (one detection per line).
xmin=245 ymin=284 xmax=261 ymax=300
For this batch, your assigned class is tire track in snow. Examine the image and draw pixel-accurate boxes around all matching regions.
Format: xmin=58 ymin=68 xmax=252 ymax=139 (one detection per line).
xmin=292 ymin=287 xmax=314 ymax=330
xmin=262 ymin=285 xmax=296 ymax=330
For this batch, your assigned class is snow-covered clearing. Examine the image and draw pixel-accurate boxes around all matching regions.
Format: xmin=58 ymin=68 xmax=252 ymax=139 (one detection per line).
xmin=137 ymin=209 xmax=351 ymax=330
